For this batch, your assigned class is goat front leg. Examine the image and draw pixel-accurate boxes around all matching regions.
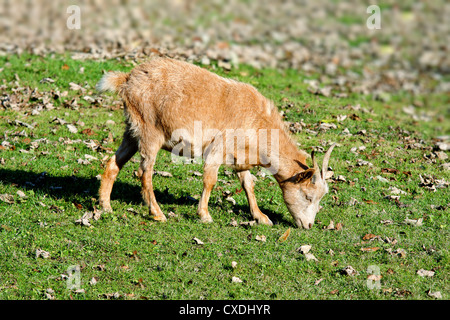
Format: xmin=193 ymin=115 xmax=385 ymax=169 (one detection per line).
xmin=99 ymin=128 xmax=138 ymax=212
xmin=197 ymin=163 xmax=220 ymax=223
xmin=237 ymin=170 xmax=273 ymax=226
xmin=140 ymin=147 xmax=167 ymax=222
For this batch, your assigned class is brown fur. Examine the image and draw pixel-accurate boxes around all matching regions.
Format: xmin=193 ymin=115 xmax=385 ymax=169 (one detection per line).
xmin=97 ymin=57 xmax=334 ymax=228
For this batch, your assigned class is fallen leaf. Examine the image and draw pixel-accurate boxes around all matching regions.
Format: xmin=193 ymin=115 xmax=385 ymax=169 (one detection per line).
xmin=388 ymin=186 xmax=408 ymax=195
xmin=231 ymin=276 xmax=243 ymax=283
xmin=305 ymin=253 xmax=318 ymax=261
xmin=89 ymin=277 xmax=98 ymax=286
xmin=44 ymin=288 xmax=55 ymax=300
xmin=341 ymin=265 xmax=359 ymax=276
xmin=81 ymin=128 xmax=95 ymax=136
xmin=389 ymin=248 xmax=407 ymax=258
xmin=278 ymin=227 xmax=290 ymax=242
xmin=394 ymin=289 xmax=412 ymax=297
xmin=297 ymin=245 xmax=312 ymax=254
xmin=427 ymin=290 xmax=442 ymax=299
xmin=362 ymin=233 xmax=380 ymax=241
xmin=297 ymin=244 xmax=318 ymax=261
xmin=404 ymin=217 xmax=423 ymax=227
xmin=154 ymin=171 xmax=173 ymax=177
xmin=231 ymin=261 xmax=238 ymax=269
xmin=367 ymin=274 xmax=382 ymax=282
xmin=0 ymin=193 xmax=14 ymax=204
xmin=381 ymin=168 xmax=399 ymax=174
xmin=67 ymin=124 xmax=78 ymax=134
xmin=36 ymin=248 xmax=50 ymax=259
xmin=314 ymin=278 xmax=324 ymax=285
xmin=255 ymin=235 xmax=266 ymax=242
xmin=325 ymin=220 xmax=335 ymax=230
xmin=225 ymin=196 xmax=236 ymax=205
xmin=329 ymin=289 xmax=339 ymax=295
xmin=229 ymin=218 xmax=238 ymax=227
xmin=239 ymin=220 xmax=256 ymax=227
xmin=192 ymin=237 xmax=204 ymax=245
xmin=360 ymin=247 xmax=380 ymax=252
xmin=40 ymin=77 xmax=55 ymax=84
xmin=417 ymin=269 xmax=435 ymax=277
xmin=75 ymin=212 xmax=94 ymax=227
xmin=102 ymin=292 xmax=121 ymax=299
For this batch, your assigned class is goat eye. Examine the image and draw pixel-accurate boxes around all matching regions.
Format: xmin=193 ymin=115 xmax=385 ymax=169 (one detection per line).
xmin=305 ymin=195 xmax=312 ymax=202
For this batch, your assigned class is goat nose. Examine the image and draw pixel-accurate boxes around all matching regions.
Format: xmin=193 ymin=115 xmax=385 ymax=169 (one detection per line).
xmin=308 ymin=223 xmax=313 ymax=229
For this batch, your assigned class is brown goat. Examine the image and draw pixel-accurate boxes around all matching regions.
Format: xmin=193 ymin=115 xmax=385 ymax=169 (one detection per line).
xmin=96 ymin=57 xmax=335 ymax=228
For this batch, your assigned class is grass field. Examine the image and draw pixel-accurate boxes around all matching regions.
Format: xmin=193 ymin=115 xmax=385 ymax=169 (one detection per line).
xmin=0 ymin=53 xmax=449 ymax=300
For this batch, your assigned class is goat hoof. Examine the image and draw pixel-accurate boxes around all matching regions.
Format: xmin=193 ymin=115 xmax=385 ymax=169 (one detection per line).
xmin=200 ymin=215 xmax=213 ymax=224
xmin=258 ymin=216 xmax=273 ymax=226
xmin=99 ymin=206 xmax=113 ymax=213
xmin=151 ymin=214 xmax=167 ymax=222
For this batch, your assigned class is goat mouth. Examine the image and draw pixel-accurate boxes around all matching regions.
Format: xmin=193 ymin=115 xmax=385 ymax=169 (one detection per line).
xmin=295 ymin=219 xmax=312 ymax=229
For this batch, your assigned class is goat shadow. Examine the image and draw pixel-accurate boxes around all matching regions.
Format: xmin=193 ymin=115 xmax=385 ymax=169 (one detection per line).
xmin=0 ymin=168 xmax=292 ymax=226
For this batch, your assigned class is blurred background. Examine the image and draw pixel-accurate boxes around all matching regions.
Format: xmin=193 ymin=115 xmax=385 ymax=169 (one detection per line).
xmin=0 ymin=0 xmax=449 ymax=95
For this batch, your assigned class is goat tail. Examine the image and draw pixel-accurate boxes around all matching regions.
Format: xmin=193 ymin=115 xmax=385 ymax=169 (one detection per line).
xmin=96 ymin=71 xmax=129 ymax=94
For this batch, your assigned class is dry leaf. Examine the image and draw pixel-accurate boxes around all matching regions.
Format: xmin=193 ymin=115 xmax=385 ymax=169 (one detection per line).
xmin=0 ymin=193 xmax=14 ymax=204
xmin=154 ymin=171 xmax=173 ymax=177
xmin=305 ymin=253 xmax=318 ymax=262
xmin=362 ymin=234 xmax=380 ymax=241
xmin=341 ymin=265 xmax=358 ymax=276
xmin=367 ymin=274 xmax=382 ymax=282
xmin=255 ymin=235 xmax=266 ymax=242
xmin=314 ymin=278 xmax=324 ymax=285
xmin=297 ymin=244 xmax=318 ymax=261
xmin=239 ymin=220 xmax=256 ymax=227
xmin=360 ymin=247 xmax=380 ymax=252
xmin=36 ymin=248 xmax=50 ymax=259
xmin=232 ymin=276 xmax=243 ymax=283
xmin=67 ymin=124 xmax=78 ymax=134
xmin=75 ymin=212 xmax=94 ymax=227
xmin=16 ymin=190 xmax=27 ymax=198
xmin=192 ymin=237 xmax=204 ymax=245
xmin=427 ymin=290 xmax=442 ymax=299
xmin=229 ymin=218 xmax=238 ymax=227
xmin=278 ymin=227 xmax=291 ymax=242
xmin=297 ymin=245 xmax=312 ymax=254
xmin=404 ymin=217 xmax=423 ymax=227
xmin=325 ymin=220 xmax=335 ymax=230
xmin=417 ymin=269 xmax=435 ymax=277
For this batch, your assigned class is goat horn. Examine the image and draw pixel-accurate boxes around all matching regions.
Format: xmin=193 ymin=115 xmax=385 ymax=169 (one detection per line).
xmin=321 ymin=143 xmax=336 ymax=179
xmin=311 ymin=150 xmax=321 ymax=183
xmin=311 ymin=150 xmax=319 ymax=171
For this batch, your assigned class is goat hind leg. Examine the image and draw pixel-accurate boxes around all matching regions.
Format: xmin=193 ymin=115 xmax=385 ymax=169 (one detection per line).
xmin=98 ymin=129 xmax=138 ymax=212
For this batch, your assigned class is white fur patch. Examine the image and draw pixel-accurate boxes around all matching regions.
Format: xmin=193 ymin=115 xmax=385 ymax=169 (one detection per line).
xmin=96 ymin=72 xmax=122 ymax=92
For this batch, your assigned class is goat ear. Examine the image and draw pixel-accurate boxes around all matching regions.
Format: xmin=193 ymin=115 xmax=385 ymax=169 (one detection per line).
xmin=295 ymin=168 xmax=316 ymax=183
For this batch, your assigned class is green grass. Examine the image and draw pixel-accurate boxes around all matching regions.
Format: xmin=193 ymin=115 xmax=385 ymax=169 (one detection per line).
xmin=0 ymin=53 xmax=449 ymax=300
